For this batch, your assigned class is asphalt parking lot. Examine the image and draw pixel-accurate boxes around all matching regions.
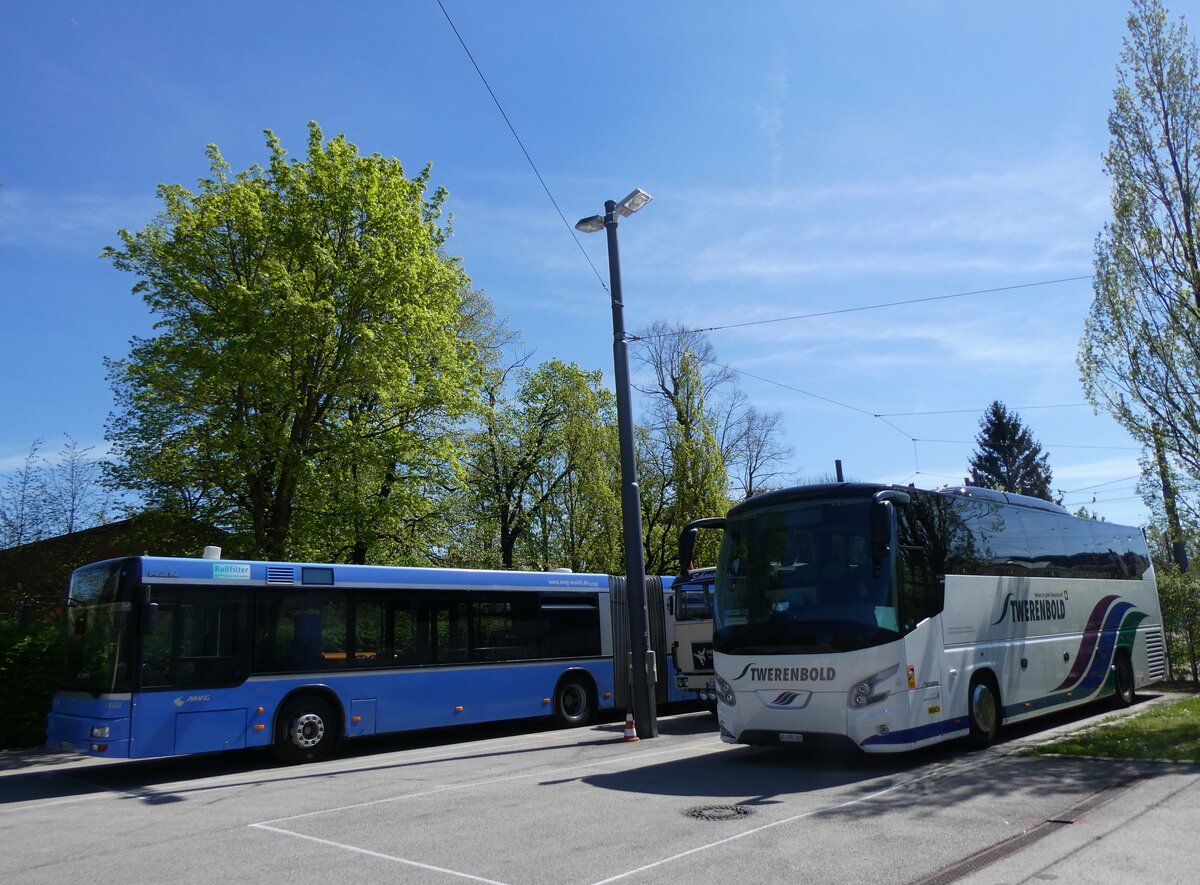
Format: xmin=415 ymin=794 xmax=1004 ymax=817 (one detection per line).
xmin=2 ymin=696 xmax=1198 ymax=884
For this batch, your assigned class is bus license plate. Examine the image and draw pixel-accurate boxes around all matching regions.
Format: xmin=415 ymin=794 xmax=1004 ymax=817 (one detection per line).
xmin=779 ymin=733 xmax=804 ymax=744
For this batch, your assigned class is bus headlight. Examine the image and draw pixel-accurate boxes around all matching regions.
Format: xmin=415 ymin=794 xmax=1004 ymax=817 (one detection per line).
xmin=716 ymin=674 xmax=736 ymax=707
xmin=90 ymin=726 xmax=111 ymax=739
xmin=847 ymin=664 xmax=900 ymax=709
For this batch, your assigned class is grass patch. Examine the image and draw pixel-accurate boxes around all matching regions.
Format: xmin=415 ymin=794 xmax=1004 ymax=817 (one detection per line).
xmin=1033 ymin=694 xmax=1200 ymax=761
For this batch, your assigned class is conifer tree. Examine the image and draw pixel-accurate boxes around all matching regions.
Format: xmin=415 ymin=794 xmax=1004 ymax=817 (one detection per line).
xmin=967 ymin=401 xmax=1054 ymax=500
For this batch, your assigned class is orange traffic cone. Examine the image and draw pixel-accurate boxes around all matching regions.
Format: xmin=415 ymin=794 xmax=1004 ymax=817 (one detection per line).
xmin=623 ymin=711 xmax=639 ymax=742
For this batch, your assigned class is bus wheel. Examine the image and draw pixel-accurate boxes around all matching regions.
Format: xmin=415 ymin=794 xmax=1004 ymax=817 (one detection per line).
xmin=274 ymin=695 xmax=338 ymax=764
xmin=967 ymin=674 xmax=1000 ymax=749
xmin=1111 ymin=653 xmax=1136 ymax=708
xmin=553 ymin=677 xmax=594 ymax=727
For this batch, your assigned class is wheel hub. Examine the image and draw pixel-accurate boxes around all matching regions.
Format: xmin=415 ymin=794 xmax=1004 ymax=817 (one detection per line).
xmin=290 ymin=712 xmax=325 ymax=749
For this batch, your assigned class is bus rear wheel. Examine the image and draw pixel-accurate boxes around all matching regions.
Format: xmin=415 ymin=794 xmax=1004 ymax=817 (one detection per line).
xmin=274 ymin=695 xmax=339 ymax=764
xmin=553 ymin=677 xmax=594 ymax=728
xmin=966 ymin=674 xmax=1000 ymax=749
xmin=1111 ymin=652 xmax=1136 ymax=708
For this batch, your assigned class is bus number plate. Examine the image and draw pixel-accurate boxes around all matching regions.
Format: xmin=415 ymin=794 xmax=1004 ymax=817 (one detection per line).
xmin=779 ymin=733 xmax=804 ymax=744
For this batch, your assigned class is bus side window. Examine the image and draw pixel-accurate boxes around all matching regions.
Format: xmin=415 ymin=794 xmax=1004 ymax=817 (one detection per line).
xmin=434 ymin=595 xmax=469 ymax=664
xmin=353 ymin=598 xmax=385 ymax=666
xmin=897 ymin=509 xmax=941 ymax=632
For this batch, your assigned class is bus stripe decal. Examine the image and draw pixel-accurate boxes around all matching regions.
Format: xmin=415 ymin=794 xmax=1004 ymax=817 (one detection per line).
xmin=1051 ymin=595 xmax=1120 ymax=691
xmin=1072 ymin=602 xmax=1135 ymax=695
xmin=861 ymin=718 xmax=965 ymax=746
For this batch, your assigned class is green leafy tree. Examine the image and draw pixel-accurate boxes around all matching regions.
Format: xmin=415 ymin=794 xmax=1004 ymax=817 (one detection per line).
xmin=521 ymin=369 xmax=622 ymax=573
xmin=457 ymin=359 xmax=620 ymax=570
xmin=0 ymin=619 xmax=64 ymax=748
xmin=1080 ymin=0 xmax=1200 ymax=496
xmin=104 ymin=123 xmax=483 ymax=560
xmin=635 ymin=339 xmax=730 ymax=575
xmin=1153 ymin=565 xmax=1200 ymax=680
xmin=967 ymin=401 xmax=1054 ymax=500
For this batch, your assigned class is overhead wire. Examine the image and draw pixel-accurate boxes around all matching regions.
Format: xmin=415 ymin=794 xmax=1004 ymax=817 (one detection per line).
xmin=432 ymin=8 xmax=1141 ymax=509
xmin=629 ymin=275 xmax=1094 ymax=341
xmin=435 ymin=0 xmax=610 ymax=292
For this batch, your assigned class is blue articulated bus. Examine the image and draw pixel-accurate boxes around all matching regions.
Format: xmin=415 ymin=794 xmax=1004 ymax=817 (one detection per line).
xmin=45 ymin=554 xmax=690 ymax=763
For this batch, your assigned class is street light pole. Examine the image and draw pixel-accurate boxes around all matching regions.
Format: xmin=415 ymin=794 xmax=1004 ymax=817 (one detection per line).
xmin=576 ymin=189 xmax=657 ymax=739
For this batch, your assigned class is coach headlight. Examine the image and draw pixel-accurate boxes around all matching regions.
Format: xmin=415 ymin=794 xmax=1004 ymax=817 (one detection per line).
xmin=847 ymin=663 xmax=900 ymax=709
xmin=716 ymin=674 xmax=736 ymax=707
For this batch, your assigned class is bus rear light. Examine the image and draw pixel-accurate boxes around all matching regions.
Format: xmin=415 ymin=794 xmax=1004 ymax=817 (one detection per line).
xmin=90 ymin=726 xmax=110 ymax=739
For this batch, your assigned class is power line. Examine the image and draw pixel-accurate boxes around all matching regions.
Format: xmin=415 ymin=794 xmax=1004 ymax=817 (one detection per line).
xmin=1062 ymin=475 xmax=1143 ymax=494
xmin=631 ymin=275 xmax=1094 ymax=341
xmin=435 ymin=0 xmax=609 ymax=291
xmin=912 ymin=438 xmax=1140 ymax=451
xmin=709 ymin=362 xmax=878 ymax=418
xmin=876 ymin=403 xmax=1090 ymax=417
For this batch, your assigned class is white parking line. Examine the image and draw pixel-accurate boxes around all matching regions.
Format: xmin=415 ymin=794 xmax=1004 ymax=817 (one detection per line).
xmin=252 ymin=739 xmax=723 ymax=826
xmin=588 ymin=767 xmax=955 ymax=885
xmin=251 ymin=824 xmax=512 ymax=885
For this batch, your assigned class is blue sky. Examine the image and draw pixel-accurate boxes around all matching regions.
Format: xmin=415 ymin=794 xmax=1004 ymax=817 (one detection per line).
xmin=2 ymin=0 xmax=1190 ymax=529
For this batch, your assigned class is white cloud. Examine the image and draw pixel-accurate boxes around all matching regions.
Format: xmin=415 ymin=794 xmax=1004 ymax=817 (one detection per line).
xmin=670 ymin=148 xmax=1107 ymax=285
xmin=0 ymin=188 xmax=157 ymax=251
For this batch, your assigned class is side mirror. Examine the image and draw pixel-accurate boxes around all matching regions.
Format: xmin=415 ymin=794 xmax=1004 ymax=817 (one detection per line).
xmin=871 ymin=491 xmax=907 ymax=570
xmin=678 ymin=517 xmax=726 ymax=583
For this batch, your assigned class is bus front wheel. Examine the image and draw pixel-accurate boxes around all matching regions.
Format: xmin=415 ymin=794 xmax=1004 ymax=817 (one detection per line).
xmin=1111 ymin=652 xmax=1136 ymax=708
xmin=966 ymin=674 xmax=1000 ymax=749
xmin=553 ymin=677 xmax=594 ymax=727
xmin=274 ymin=695 xmax=339 ymax=764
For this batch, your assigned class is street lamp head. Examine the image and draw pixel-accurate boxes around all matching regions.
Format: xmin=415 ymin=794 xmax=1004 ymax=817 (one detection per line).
xmin=575 ymin=214 xmax=605 ymax=234
xmin=615 ymin=188 xmax=652 ymax=218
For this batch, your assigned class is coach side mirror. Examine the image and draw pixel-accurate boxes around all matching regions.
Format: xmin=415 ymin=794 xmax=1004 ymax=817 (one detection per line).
xmin=870 ymin=489 xmax=910 ymax=565
xmin=678 ymin=517 xmax=726 ymax=584
xmin=870 ymin=502 xmax=892 ymax=565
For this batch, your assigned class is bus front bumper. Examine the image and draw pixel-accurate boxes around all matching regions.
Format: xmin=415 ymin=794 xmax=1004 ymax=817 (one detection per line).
xmin=719 ymin=688 xmax=911 ymax=751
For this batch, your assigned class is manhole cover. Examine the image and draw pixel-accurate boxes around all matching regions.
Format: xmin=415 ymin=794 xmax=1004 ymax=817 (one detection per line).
xmin=683 ymin=804 xmax=755 ymax=821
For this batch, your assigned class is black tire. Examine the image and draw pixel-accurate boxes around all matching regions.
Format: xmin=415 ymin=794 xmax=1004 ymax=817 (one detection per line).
xmin=553 ymin=676 xmax=594 ymax=727
xmin=273 ymin=695 xmax=339 ymax=764
xmin=1111 ymin=652 xmax=1136 ymax=708
xmin=966 ymin=673 xmax=1000 ymax=750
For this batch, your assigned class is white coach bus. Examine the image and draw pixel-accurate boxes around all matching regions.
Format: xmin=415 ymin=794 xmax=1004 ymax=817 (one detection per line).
xmin=680 ymin=482 xmax=1165 ymax=752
